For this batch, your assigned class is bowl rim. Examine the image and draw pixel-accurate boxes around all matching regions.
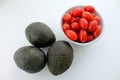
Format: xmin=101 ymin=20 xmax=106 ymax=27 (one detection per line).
xmin=61 ymin=5 xmax=104 ymax=46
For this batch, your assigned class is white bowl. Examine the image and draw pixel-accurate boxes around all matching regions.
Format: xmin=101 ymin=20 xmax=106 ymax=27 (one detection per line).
xmin=61 ymin=6 xmax=104 ymax=46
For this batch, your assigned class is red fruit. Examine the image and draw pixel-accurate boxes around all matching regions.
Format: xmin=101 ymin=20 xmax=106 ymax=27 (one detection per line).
xmin=71 ymin=22 xmax=80 ymax=31
xmin=87 ymin=35 xmax=94 ymax=42
xmin=79 ymin=18 xmax=88 ymax=29
xmin=79 ymin=30 xmax=87 ymax=42
xmin=62 ymin=23 xmax=71 ymax=31
xmin=88 ymin=20 xmax=98 ymax=32
xmin=63 ymin=13 xmax=72 ymax=21
xmin=71 ymin=7 xmax=82 ymax=17
xmin=65 ymin=30 xmax=78 ymax=41
xmin=70 ymin=17 xmax=79 ymax=23
xmin=82 ymin=11 xmax=94 ymax=21
xmin=93 ymin=25 xmax=102 ymax=38
xmin=84 ymin=5 xmax=95 ymax=13
xmin=94 ymin=16 xmax=101 ymax=24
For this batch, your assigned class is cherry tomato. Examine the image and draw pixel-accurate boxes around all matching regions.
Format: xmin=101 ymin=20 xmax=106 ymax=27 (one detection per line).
xmin=94 ymin=16 xmax=101 ymax=24
xmin=71 ymin=7 xmax=82 ymax=17
xmin=93 ymin=25 xmax=102 ymax=38
xmin=82 ymin=11 xmax=94 ymax=21
xmin=63 ymin=13 xmax=72 ymax=22
xmin=71 ymin=22 xmax=80 ymax=31
xmin=79 ymin=18 xmax=88 ymax=29
xmin=84 ymin=5 xmax=95 ymax=13
xmin=88 ymin=20 xmax=98 ymax=32
xmin=62 ymin=23 xmax=71 ymax=31
xmin=65 ymin=30 xmax=78 ymax=41
xmin=87 ymin=35 xmax=94 ymax=42
xmin=79 ymin=30 xmax=87 ymax=42
xmin=70 ymin=17 xmax=79 ymax=23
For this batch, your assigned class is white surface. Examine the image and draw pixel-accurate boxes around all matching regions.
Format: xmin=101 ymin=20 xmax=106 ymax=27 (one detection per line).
xmin=0 ymin=0 xmax=120 ymax=80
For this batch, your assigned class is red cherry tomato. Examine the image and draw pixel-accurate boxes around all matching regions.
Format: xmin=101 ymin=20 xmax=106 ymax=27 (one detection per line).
xmin=82 ymin=11 xmax=94 ymax=21
xmin=70 ymin=17 xmax=79 ymax=23
xmin=87 ymin=35 xmax=94 ymax=42
xmin=94 ymin=16 xmax=101 ymax=24
xmin=88 ymin=20 xmax=98 ymax=32
xmin=84 ymin=5 xmax=95 ymax=13
xmin=65 ymin=30 xmax=78 ymax=41
xmin=71 ymin=22 xmax=80 ymax=31
xmin=79 ymin=18 xmax=88 ymax=29
xmin=93 ymin=25 xmax=102 ymax=38
xmin=79 ymin=30 xmax=87 ymax=42
xmin=63 ymin=13 xmax=72 ymax=22
xmin=62 ymin=23 xmax=71 ymax=31
xmin=71 ymin=7 xmax=82 ymax=17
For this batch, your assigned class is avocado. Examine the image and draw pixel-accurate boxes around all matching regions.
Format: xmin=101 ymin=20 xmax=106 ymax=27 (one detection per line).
xmin=47 ymin=40 xmax=74 ymax=75
xmin=14 ymin=46 xmax=46 ymax=73
xmin=25 ymin=22 xmax=56 ymax=48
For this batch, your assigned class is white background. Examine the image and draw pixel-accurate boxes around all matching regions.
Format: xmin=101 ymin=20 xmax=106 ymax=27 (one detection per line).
xmin=0 ymin=0 xmax=120 ymax=80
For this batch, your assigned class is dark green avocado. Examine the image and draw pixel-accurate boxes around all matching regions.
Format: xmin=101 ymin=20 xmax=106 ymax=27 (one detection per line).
xmin=14 ymin=46 xmax=46 ymax=73
xmin=25 ymin=22 xmax=56 ymax=48
xmin=47 ymin=40 xmax=74 ymax=75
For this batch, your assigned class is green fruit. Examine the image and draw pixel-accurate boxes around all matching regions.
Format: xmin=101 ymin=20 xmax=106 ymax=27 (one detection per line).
xmin=47 ymin=40 xmax=74 ymax=75
xmin=25 ymin=22 xmax=56 ymax=48
xmin=14 ymin=46 xmax=46 ymax=73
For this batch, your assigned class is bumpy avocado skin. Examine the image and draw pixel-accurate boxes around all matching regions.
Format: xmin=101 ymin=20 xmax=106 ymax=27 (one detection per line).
xmin=47 ymin=40 xmax=74 ymax=75
xmin=25 ymin=22 xmax=56 ymax=48
xmin=14 ymin=46 xmax=46 ymax=73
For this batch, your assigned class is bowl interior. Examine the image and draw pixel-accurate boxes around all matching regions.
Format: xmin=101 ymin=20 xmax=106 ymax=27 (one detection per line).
xmin=61 ymin=6 xmax=104 ymax=45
